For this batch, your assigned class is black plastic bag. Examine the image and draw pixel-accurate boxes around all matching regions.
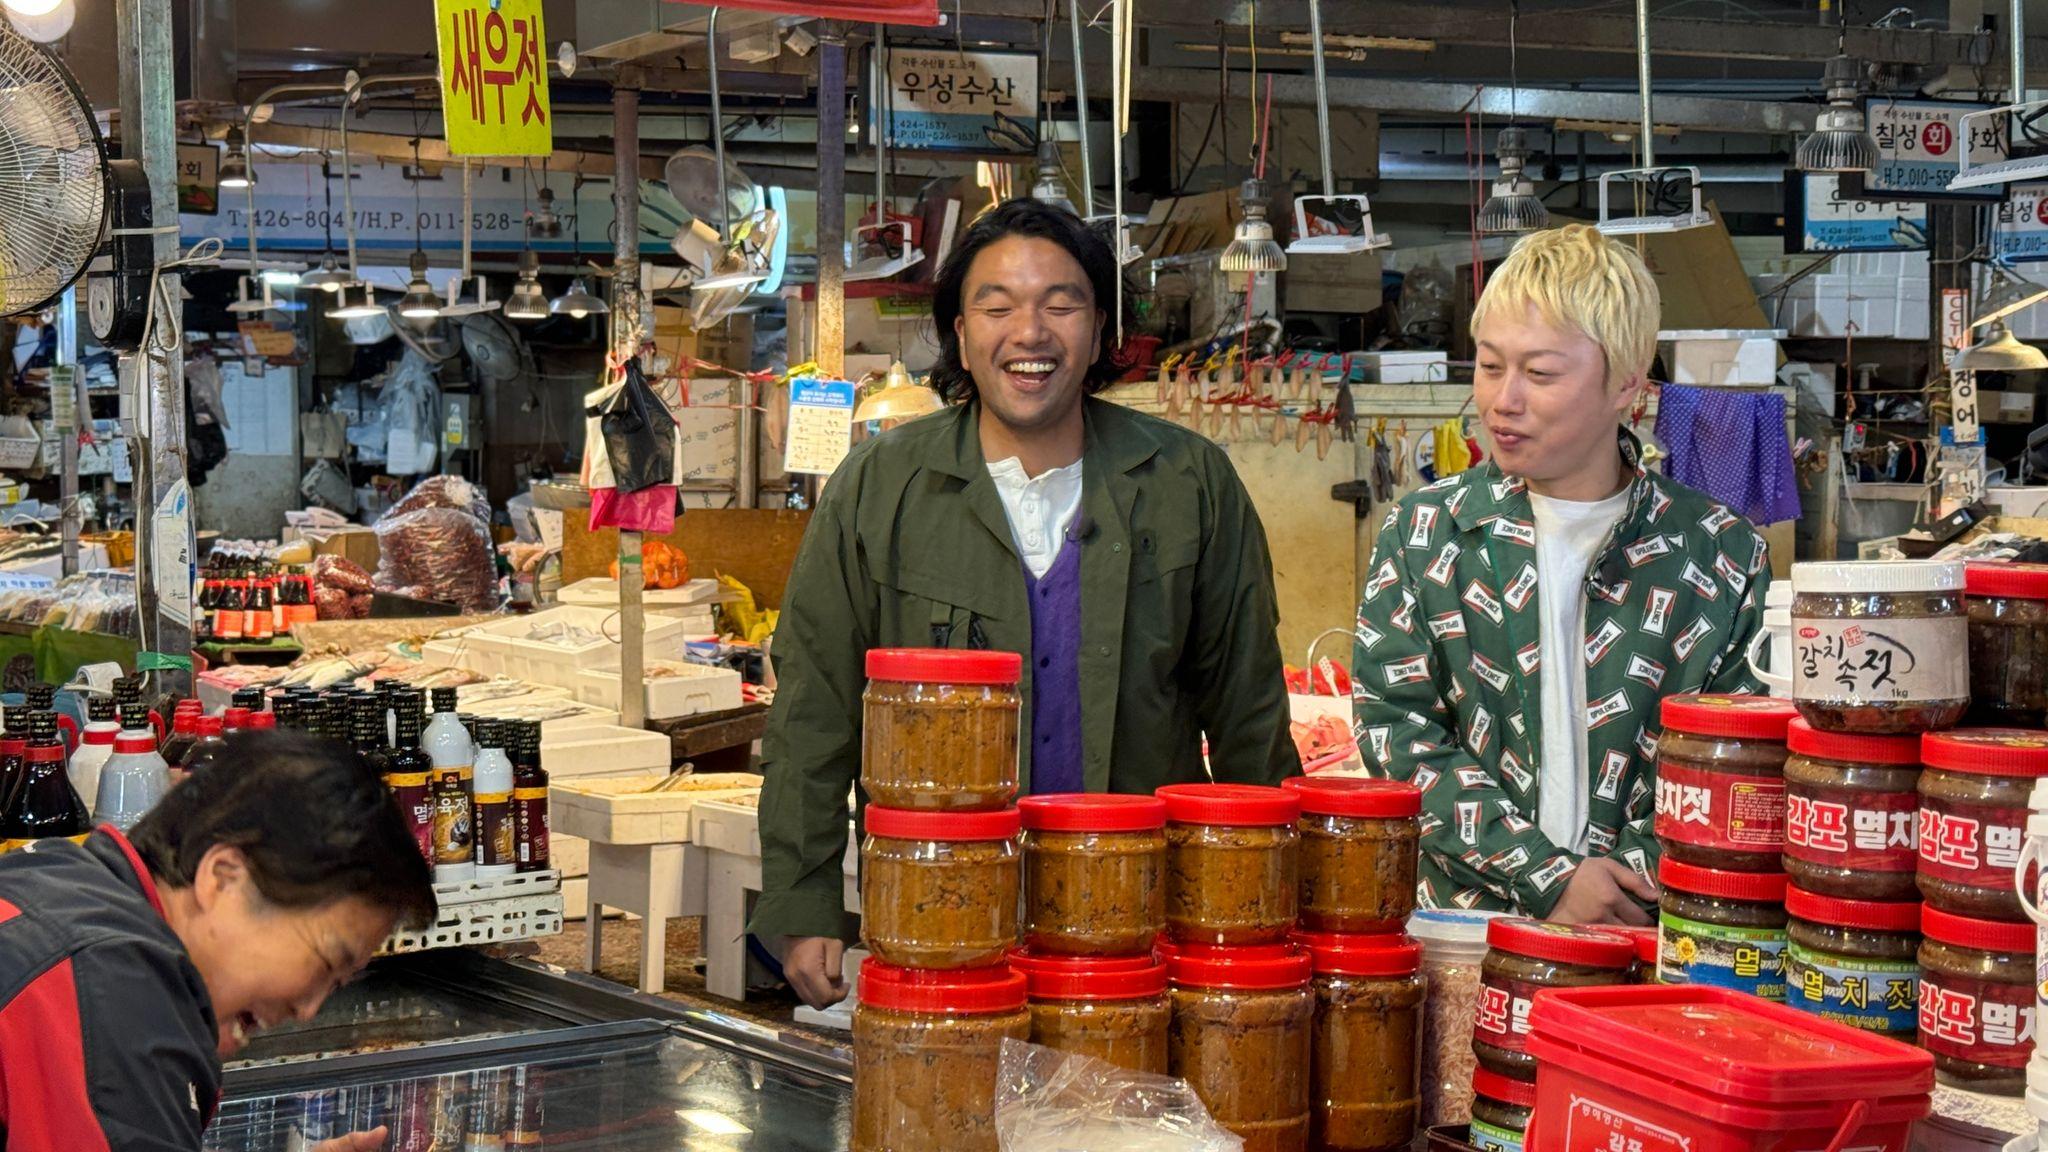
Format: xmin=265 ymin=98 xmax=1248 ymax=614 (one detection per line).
xmin=591 ymin=358 xmax=676 ymax=494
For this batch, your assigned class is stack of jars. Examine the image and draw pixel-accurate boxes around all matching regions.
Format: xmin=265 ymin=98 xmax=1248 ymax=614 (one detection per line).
xmin=1146 ymin=776 xmax=1423 ymax=1152
xmin=848 ymin=649 xmax=1027 ymax=1152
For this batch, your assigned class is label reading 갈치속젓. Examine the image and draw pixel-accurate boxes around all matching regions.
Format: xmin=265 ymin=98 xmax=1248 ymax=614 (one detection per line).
xmin=1658 ymin=913 xmax=1788 ymax=1000
xmin=1792 ymin=615 xmax=1967 ymax=706
xmin=1783 ymin=940 xmax=1918 ymax=1035
xmin=1654 ymin=761 xmax=1785 ymax=851
xmin=1469 ymin=1118 xmax=1525 ymax=1152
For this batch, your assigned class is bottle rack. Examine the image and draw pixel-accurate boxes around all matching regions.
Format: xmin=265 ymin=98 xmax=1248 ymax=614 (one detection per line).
xmin=377 ymin=869 xmax=565 ymax=957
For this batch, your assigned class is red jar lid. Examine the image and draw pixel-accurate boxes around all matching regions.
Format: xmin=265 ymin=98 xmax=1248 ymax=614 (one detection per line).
xmin=1612 ymin=925 xmax=1660 ymax=966
xmin=1921 ymin=729 xmax=2048 ymax=776
xmin=1784 ymin=887 xmax=1920 ymax=933
xmin=1659 ymin=694 xmax=1801 ymax=741
xmin=858 ymin=962 xmax=1027 ymax=1015
xmin=1018 ymin=793 xmax=1168 ymax=832
xmin=1167 ymin=943 xmax=1313 ymax=991
xmin=1785 ymin=720 xmax=1923 ymax=766
xmin=1282 ymin=775 xmax=1423 ymax=819
xmin=1966 ymin=561 xmax=2048 ymax=601
xmin=1291 ymin=930 xmax=1424 ymax=977
xmin=864 ymin=804 xmax=1021 ymax=842
xmin=1658 ymin=858 xmax=1789 ymax=903
xmin=1485 ymin=918 xmax=1635 ymax=968
xmin=1920 ymin=905 xmax=2036 ymax=953
xmin=1017 ymin=953 xmax=1169 ymax=1002
xmin=864 ymin=648 xmax=1022 ymax=686
xmin=1009 ymin=946 xmax=1159 ymax=975
xmin=1155 ymin=783 xmax=1300 ymax=827
xmin=1472 ymin=1067 xmax=1537 ymax=1108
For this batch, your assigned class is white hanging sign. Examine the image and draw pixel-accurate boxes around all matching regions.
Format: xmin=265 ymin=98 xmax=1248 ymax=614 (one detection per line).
xmin=783 ymin=379 xmax=858 ymax=476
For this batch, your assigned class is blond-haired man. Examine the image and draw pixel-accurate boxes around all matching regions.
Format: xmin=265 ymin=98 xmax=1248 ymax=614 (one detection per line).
xmin=1354 ymin=225 xmax=1770 ymax=925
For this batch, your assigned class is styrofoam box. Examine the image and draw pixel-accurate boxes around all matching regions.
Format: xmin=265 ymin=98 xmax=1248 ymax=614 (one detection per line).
xmin=1355 ymin=351 xmax=1448 ymax=384
xmin=1661 ymin=330 xmax=1784 ymax=387
xmin=463 ymin=605 xmax=697 ymax=692
xmin=689 ymin=797 xmax=764 ymax=858
xmin=572 ymin=659 xmax=743 ymax=720
xmin=557 ymin=577 xmax=733 ymax=610
xmin=552 ymin=773 xmax=763 ymax=845
xmin=542 ymin=723 xmax=675 ymax=779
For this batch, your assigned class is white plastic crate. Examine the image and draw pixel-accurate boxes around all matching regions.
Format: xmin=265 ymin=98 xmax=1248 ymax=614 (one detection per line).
xmin=541 ymin=723 xmax=675 ymax=779
xmin=557 ymin=577 xmax=731 ymax=612
xmin=552 ymin=773 xmax=762 ymax=845
xmin=572 ymin=659 xmax=742 ymax=720
xmin=464 ymin=605 xmax=696 ymax=692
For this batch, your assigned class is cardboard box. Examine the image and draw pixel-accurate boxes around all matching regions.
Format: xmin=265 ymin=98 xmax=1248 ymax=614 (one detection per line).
xmin=652 ymin=306 xmax=756 ymax=372
xmin=1284 ymin=251 xmax=1385 ymax=315
xmin=1637 ymin=208 xmax=1772 ymax=331
xmin=282 ymin=524 xmax=381 ymax=572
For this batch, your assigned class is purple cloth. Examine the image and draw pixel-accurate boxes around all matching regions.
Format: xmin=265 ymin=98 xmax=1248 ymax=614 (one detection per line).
xmin=1656 ymin=383 xmax=1803 ymax=525
xmin=1025 ymin=533 xmax=1084 ymax=794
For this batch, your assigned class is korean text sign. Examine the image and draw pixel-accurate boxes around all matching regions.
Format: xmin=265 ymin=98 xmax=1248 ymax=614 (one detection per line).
xmin=435 ymin=0 xmax=553 ymax=157
xmin=883 ymin=48 xmax=1039 ymax=155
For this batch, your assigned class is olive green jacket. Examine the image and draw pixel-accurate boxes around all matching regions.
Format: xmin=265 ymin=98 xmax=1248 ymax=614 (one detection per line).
xmin=750 ymin=398 xmax=1301 ymax=942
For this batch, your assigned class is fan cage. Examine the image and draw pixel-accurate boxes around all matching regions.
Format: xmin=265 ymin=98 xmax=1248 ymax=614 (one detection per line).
xmin=0 ymin=21 xmax=108 ymax=318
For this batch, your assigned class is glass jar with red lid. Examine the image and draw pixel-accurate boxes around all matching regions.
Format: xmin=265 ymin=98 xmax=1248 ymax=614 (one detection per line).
xmin=1916 ymin=730 xmax=2048 ymax=919
xmin=851 ymin=962 xmax=1030 ymax=1152
xmin=1167 ymin=943 xmax=1314 ymax=1152
xmin=1654 ymin=694 xmax=1800 ymax=871
xmin=1294 ymin=931 xmax=1425 ymax=1152
xmin=1965 ymin=562 xmax=2048 ymax=728
xmin=1468 ymin=1067 xmax=1536 ymax=1152
xmin=1156 ymin=783 xmax=1301 ymax=946
xmin=1015 ymin=951 xmax=1169 ymax=1075
xmin=1017 ymin=793 xmax=1166 ymax=956
xmin=1610 ymin=926 xmax=1661 ymax=982
xmin=1782 ymin=720 xmax=1922 ymax=901
xmin=1918 ymin=905 xmax=2036 ymax=1095
xmin=1657 ymin=858 xmax=1789 ymax=999
xmin=861 ymin=648 xmax=1022 ymax=812
xmin=1782 ymin=886 xmax=1919 ymax=1041
xmin=1282 ymin=776 xmax=1421 ymax=932
xmin=860 ymin=806 xmax=1021 ymax=969
xmin=1473 ymin=918 xmax=1634 ymax=1079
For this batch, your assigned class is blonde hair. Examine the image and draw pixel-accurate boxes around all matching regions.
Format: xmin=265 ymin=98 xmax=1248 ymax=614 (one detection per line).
xmin=1469 ymin=224 xmax=1660 ymax=388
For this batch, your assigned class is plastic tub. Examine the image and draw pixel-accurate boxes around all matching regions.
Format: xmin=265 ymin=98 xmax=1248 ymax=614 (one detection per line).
xmin=860 ymin=806 xmax=1021 ymax=970
xmin=1017 ymin=793 xmax=1166 ymax=956
xmin=1157 ymin=783 xmax=1301 ymax=946
xmin=1283 ymin=775 xmax=1421 ymax=932
xmin=571 ymin=658 xmax=742 ymax=720
xmin=862 ymin=648 xmax=1022 ymax=812
xmin=1525 ymin=984 xmax=1934 ymax=1152
xmin=1473 ymin=918 xmax=1634 ymax=1079
xmin=1409 ymin=909 xmax=1503 ymax=1128
xmin=1653 ymin=694 xmax=1799 ymax=871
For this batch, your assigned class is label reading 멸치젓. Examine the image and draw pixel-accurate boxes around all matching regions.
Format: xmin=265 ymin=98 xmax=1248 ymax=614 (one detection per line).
xmin=1469 ymin=1117 xmax=1525 ymax=1152
xmin=1658 ymin=913 xmax=1788 ymax=1000
xmin=1792 ymin=614 xmax=1967 ymax=706
xmin=1784 ymin=783 xmax=1919 ymax=872
xmin=1918 ymin=971 xmax=2036 ymax=1069
xmin=1916 ymin=797 xmax=2028 ymax=890
xmin=1784 ymin=940 xmax=1918 ymax=1034
xmin=1654 ymin=761 xmax=1785 ymax=851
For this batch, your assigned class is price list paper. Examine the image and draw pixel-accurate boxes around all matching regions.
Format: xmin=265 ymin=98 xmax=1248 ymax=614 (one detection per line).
xmin=783 ymin=379 xmax=858 ymax=476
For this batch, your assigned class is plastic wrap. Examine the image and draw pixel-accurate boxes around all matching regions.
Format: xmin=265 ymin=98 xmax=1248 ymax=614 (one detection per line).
xmin=994 ymin=1039 xmax=1243 ymax=1152
xmin=371 ymin=477 xmax=498 ymax=614
xmin=0 ymin=570 xmax=136 ymax=634
xmin=311 ymin=554 xmax=374 ymax=620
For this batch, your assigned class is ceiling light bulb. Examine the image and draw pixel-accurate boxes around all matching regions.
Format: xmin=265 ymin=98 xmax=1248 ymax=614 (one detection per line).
xmin=1796 ymin=54 xmax=1880 ymax=174
xmin=300 ymin=256 xmax=350 ymax=294
xmin=1479 ymin=127 xmax=1552 ymax=234
xmin=1029 ymin=139 xmax=1078 ymax=216
xmin=2 ymin=0 xmax=65 ymax=18
xmin=528 ymin=188 xmax=564 ymax=240
xmin=326 ymin=285 xmax=384 ymax=320
xmin=396 ymin=251 xmax=443 ymax=319
xmin=1219 ymin=178 xmax=1288 ymax=274
xmin=549 ymin=275 xmax=608 ymax=318
xmin=218 ymin=145 xmax=254 ymax=190
xmin=1952 ymin=319 xmax=2048 ymax=373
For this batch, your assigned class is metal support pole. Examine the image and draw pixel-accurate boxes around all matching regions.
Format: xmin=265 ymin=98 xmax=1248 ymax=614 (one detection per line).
xmin=1636 ymin=0 xmax=1655 ymax=166
xmin=611 ymin=75 xmax=648 ymax=732
xmin=2014 ymin=0 xmax=2027 ymax=101
xmin=816 ymin=26 xmax=849 ymax=382
xmin=117 ymin=0 xmax=193 ymax=697
xmin=56 ymin=287 xmax=78 ymax=577
xmin=1068 ymin=2 xmax=1094 ymax=211
xmin=1307 ymin=0 xmax=1335 ymax=197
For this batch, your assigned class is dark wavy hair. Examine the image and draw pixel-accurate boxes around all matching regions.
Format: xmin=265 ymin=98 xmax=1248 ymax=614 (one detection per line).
xmin=929 ymin=198 xmax=1130 ymax=404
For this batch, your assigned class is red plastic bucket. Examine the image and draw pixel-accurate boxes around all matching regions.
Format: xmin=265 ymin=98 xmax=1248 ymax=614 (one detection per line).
xmin=1525 ymin=984 xmax=1932 ymax=1152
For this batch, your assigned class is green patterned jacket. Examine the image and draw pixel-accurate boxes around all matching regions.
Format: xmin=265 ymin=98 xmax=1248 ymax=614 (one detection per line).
xmin=1351 ymin=432 xmax=1771 ymax=916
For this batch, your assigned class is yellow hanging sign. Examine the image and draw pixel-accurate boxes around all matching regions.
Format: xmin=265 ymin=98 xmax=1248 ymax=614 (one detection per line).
xmin=434 ymin=0 xmax=554 ymax=157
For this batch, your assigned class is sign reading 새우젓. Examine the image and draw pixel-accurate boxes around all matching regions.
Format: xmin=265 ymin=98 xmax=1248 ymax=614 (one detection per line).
xmin=882 ymin=48 xmax=1039 ymax=155
xmin=434 ymin=0 xmax=553 ymax=157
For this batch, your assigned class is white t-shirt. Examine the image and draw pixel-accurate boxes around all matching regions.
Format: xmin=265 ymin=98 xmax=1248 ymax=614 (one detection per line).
xmin=986 ymin=457 xmax=1084 ymax=578
xmin=1528 ymin=488 xmax=1631 ymax=854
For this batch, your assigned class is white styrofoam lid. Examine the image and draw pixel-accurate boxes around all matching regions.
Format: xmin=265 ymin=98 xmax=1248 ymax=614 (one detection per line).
xmin=1657 ymin=329 xmax=1789 ymax=341
xmin=1765 ymin=583 xmax=1796 ymax=608
xmin=2032 ymin=778 xmax=2048 ymax=811
xmin=1791 ymin=559 xmax=1967 ymax=594
xmin=1407 ymin=908 xmax=1503 ymax=945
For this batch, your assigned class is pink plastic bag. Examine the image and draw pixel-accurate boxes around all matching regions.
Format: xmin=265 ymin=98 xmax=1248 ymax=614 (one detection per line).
xmin=588 ymin=485 xmax=677 ymax=534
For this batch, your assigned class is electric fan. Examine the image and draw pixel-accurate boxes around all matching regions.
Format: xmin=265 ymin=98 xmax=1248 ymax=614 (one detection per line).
xmin=0 ymin=20 xmax=132 ymax=327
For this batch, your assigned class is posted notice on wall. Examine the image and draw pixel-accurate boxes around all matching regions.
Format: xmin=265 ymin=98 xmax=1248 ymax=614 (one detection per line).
xmin=784 ymin=379 xmax=858 ymax=476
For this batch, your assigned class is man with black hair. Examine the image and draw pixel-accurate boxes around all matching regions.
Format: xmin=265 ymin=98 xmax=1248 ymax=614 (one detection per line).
xmin=0 ymin=730 xmax=435 ymax=1152
xmin=754 ymin=199 xmax=1298 ymax=1008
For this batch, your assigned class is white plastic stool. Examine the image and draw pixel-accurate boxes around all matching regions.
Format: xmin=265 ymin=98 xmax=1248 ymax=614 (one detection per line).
xmin=701 ymin=836 xmax=859 ymax=1001
xmin=584 ymin=840 xmax=708 ymax=994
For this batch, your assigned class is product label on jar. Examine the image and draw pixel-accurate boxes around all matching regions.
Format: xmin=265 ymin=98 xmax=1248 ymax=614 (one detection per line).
xmin=1783 ymin=940 xmax=1918 ymax=1034
xmin=1792 ymin=614 xmax=1967 ymax=705
xmin=1916 ymin=797 xmax=2028 ymax=890
xmin=1918 ymin=970 xmax=2036 ymax=1069
xmin=1469 ymin=1117 xmax=1526 ymax=1152
xmin=1657 ymin=913 xmax=1787 ymax=999
xmin=1560 ymin=1096 xmax=1690 ymax=1152
xmin=1474 ymin=975 xmax=1540 ymax=1053
xmin=1784 ymin=785 xmax=1918 ymax=872
xmin=476 ymin=792 xmax=515 ymax=868
xmin=1653 ymin=762 xmax=1785 ymax=851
